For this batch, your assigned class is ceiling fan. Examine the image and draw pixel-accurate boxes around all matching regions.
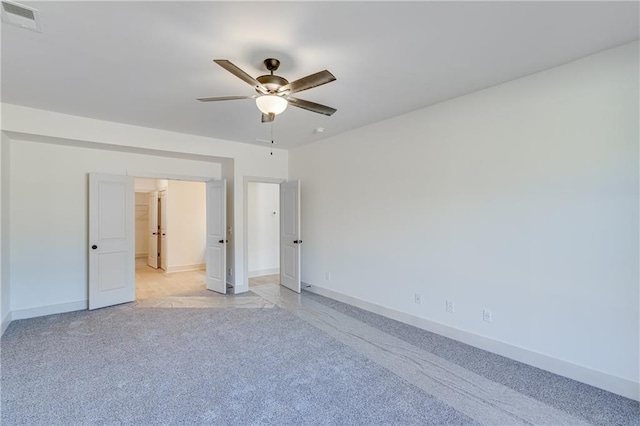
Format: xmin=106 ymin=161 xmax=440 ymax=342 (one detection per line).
xmin=198 ymin=58 xmax=337 ymax=123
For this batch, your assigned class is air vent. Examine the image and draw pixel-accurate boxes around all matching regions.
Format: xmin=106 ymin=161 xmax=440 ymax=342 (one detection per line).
xmin=1 ymin=1 xmax=42 ymax=32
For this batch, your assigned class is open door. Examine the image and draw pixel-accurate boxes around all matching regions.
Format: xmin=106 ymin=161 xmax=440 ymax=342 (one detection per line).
xmin=147 ymin=191 xmax=158 ymax=268
xmin=206 ymin=179 xmax=227 ymax=294
xmin=159 ymin=190 xmax=167 ymax=270
xmin=280 ymin=180 xmax=301 ymax=293
xmin=89 ymin=173 xmax=135 ymax=310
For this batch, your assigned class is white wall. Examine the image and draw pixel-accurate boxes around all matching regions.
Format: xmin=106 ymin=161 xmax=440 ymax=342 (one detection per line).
xmin=248 ymin=182 xmax=280 ymax=276
xmin=2 ymin=104 xmax=288 ymax=294
xmin=134 ymin=178 xmax=157 ymax=192
xmin=0 ymin=133 xmax=3 ymax=328
xmin=289 ymin=42 xmax=639 ymax=397
xmin=9 ymin=139 xmax=221 ymax=313
xmin=0 ymin=132 xmax=11 ymax=332
xmin=134 ymin=192 xmax=149 ymax=258
xmin=167 ymin=180 xmax=206 ymax=272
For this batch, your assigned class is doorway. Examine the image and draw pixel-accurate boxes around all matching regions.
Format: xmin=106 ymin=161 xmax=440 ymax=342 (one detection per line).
xmin=89 ymin=173 xmax=228 ymax=309
xmin=247 ymin=182 xmax=280 ymax=288
xmin=241 ymin=177 xmax=300 ymax=294
xmin=134 ymin=178 xmax=207 ymax=300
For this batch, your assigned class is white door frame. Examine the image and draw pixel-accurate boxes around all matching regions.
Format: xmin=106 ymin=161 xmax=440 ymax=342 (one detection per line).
xmin=242 ymin=176 xmax=286 ymax=292
xmin=128 ymin=171 xmax=214 ymax=182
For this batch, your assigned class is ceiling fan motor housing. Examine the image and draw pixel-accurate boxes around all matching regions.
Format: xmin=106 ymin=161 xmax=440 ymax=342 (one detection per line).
xmin=257 ymin=74 xmax=289 ymax=93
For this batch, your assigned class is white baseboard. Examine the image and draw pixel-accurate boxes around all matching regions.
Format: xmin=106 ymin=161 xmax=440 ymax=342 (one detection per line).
xmin=165 ymin=263 xmax=205 ymax=273
xmin=135 ymin=253 xmax=148 ymax=259
xmin=11 ymin=300 xmax=88 ymax=321
xmin=1 ymin=311 xmax=12 ymax=336
xmin=234 ymin=284 xmax=249 ymax=294
xmin=304 ymin=283 xmax=640 ymax=401
xmin=249 ymin=268 xmax=279 ymax=278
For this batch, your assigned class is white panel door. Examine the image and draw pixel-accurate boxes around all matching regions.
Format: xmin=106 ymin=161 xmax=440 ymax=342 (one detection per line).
xmin=206 ymin=180 xmax=226 ymax=294
xmin=280 ymin=180 xmax=301 ymax=293
xmin=89 ymin=173 xmax=135 ymax=310
xmin=147 ymin=191 xmax=159 ymax=268
xmin=159 ymin=190 xmax=167 ymax=271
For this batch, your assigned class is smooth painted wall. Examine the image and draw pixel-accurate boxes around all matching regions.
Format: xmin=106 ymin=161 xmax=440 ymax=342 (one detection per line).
xmin=134 ymin=178 xmax=158 ymax=192
xmin=289 ymin=42 xmax=639 ymax=385
xmin=167 ymin=180 xmax=206 ymax=271
xmin=9 ymin=139 xmax=221 ymax=311
xmin=0 ymin=132 xmax=11 ymax=327
xmin=134 ymin=192 xmax=150 ymax=257
xmin=1 ymin=103 xmax=289 ymax=293
xmin=248 ymin=182 xmax=280 ymax=276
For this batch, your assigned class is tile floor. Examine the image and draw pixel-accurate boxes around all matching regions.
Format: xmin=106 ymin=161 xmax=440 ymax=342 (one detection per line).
xmin=135 ymin=258 xmax=206 ymax=300
xmin=135 ymin=258 xmax=280 ymax=299
xmin=249 ymin=274 xmax=280 ymax=286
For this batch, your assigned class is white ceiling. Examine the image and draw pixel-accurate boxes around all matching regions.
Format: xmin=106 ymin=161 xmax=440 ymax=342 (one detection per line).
xmin=1 ymin=1 xmax=638 ymax=149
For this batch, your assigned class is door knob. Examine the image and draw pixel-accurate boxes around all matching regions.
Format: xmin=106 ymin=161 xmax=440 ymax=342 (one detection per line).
xmin=152 ymin=232 xmax=157 ymax=235
xmin=218 ymin=239 xmax=229 ymax=243
xmin=91 ymin=245 xmax=98 ymax=250
xmin=293 ymin=240 xmax=302 ymax=244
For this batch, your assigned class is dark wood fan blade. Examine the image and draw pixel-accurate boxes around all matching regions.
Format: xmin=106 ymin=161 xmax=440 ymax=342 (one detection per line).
xmin=261 ymin=113 xmax=275 ymax=123
xmin=288 ymin=97 xmax=337 ymax=116
xmin=197 ymin=96 xmax=253 ymax=102
xmin=278 ymin=70 xmax=336 ymax=94
xmin=213 ymin=60 xmax=267 ymax=93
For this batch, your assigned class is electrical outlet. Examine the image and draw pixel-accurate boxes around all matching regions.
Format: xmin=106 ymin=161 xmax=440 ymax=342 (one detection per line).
xmin=414 ymin=293 xmax=422 ymax=305
xmin=325 ymin=272 xmax=331 ymax=280
xmin=483 ymin=309 xmax=492 ymax=323
xmin=446 ymin=300 xmax=455 ymax=313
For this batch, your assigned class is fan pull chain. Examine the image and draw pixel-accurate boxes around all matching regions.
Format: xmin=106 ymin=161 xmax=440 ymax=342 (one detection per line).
xmin=270 ymin=122 xmax=274 ymax=156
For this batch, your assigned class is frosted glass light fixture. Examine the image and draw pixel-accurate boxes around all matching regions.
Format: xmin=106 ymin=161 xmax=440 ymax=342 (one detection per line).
xmin=256 ymin=95 xmax=288 ymax=115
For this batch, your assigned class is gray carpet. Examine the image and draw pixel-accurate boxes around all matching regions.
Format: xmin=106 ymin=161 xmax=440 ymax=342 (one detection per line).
xmin=2 ymin=301 xmax=475 ymax=425
xmin=303 ymin=291 xmax=640 ymax=426
xmin=1 ymin=287 xmax=638 ymax=425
